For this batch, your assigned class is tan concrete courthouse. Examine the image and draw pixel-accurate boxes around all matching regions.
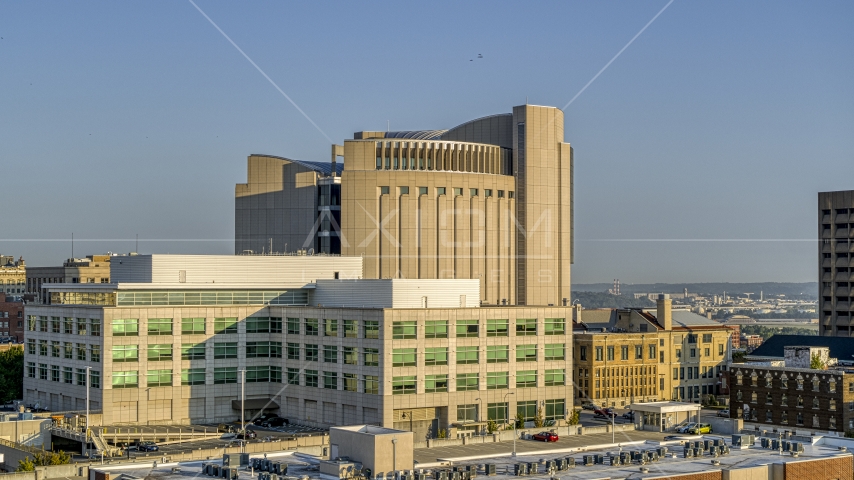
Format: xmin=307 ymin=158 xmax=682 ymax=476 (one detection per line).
xmin=236 ymin=104 xmax=574 ymax=307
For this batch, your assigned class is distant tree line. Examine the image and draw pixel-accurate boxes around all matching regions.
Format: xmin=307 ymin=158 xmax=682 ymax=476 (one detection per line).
xmin=573 ymin=291 xmax=655 ymax=309
xmin=740 ymin=325 xmax=817 ymax=340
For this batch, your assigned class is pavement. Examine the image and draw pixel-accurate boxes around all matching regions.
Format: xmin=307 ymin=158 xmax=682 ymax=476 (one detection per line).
xmin=413 ymin=430 xmax=668 ymax=464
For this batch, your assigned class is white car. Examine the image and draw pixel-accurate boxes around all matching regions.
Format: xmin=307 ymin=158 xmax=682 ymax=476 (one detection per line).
xmin=676 ymin=422 xmax=697 ymax=434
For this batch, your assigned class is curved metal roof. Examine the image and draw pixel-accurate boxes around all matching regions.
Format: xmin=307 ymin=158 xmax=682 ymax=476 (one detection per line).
xmin=382 ymin=130 xmax=447 ymax=140
xmin=250 ymin=154 xmax=343 ymax=175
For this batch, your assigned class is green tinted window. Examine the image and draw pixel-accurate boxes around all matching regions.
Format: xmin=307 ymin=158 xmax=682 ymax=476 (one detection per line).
xmin=393 ymin=348 xmax=417 ymax=367
xmin=486 ymin=371 xmax=509 ymax=389
xmin=392 ymin=376 xmax=416 ymax=395
xmin=544 ymin=318 xmax=565 ymax=335
xmin=425 ymin=321 xmax=448 ymax=338
xmin=486 ymin=319 xmax=509 ymax=337
xmin=181 ymin=318 xmax=205 ymax=335
xmin=516 ymin=370 xmax=537 ymax=388
xmin=148 ymin=344 xmax=172 ymax=361
xmin=112 ymin=345 xmax=138 ymax=362
xmin=181 ymin=344 xmax=205 ymax=360
xmin=545 ymin=369 xmax=565 ymax=386
xmin=112 ymin=319 xmax=138 ymax=336
xmin=213 ymin=317 xmax=237 ymax=334
xmin=544 ymin=343 xmax=565 ymax=361
xmin=425 ymin=374 xmax=448 ymax=393
xmin=214 ymin=342 xmax=237 ymax=359
xmin=147 ymin=318 xmax=173 ymax=336
xmin=515 ymin=318 xmax=537 ymax=336
xmin=486 ymin=345 xmax=509 ymax=363
xmin=181 ymin=368 xmax=205 ymax=385
xmin=393 ymin=321 xmax=416 ymax=339
xmin=456 ymin=373 xmax=479 ymax=391
xmin=364 ymin=321 xmax=379 ymax=339
xmin=363 ymin=348 xmax=379 ymax=366
xmin=456 ymin=320 xmax=478 ymax=338
xmin=425 ymin=347 xmax=448 ymax=366
xmin=516 ymin=344 xmax=537 ymax=362
xmin=457 ymin=346 xmax=479 ymax=364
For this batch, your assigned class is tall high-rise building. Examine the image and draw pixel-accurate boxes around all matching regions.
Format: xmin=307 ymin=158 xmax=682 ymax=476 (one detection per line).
xmin=236 ymin=104 xmax=573 ymax=307
xmin=819 ymin=190 xmax=854 ymax=337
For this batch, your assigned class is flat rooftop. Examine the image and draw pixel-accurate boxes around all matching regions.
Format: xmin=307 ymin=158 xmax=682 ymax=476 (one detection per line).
xmin=92 ymin=435 xmax=854 ymax=480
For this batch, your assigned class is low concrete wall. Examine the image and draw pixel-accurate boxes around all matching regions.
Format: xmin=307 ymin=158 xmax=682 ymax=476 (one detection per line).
xmin=708 ymin=417 xmax=742 ymax=435
xmin=0 ymin=421 xmax=52 ymax=447
xmin=0 ymin=464 xmax=88 ymax=479
xmin=414 ymin=424 xmax=636 ymax=449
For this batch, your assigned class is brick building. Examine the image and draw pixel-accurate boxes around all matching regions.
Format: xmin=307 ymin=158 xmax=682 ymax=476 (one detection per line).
xmin=0 ymin=296 xmax=24 ymax=342
xmin=728 ymin=345 xmax=854 ymax=432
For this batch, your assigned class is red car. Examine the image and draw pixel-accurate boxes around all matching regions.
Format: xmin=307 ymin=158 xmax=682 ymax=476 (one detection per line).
xmin=531 ymin=431 xmax=559 ymax=442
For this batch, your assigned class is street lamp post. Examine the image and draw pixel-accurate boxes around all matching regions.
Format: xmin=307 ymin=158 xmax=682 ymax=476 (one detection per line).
xmin=504 ymin=392 xmax=515 ymax=456
xmin=240 ymin=369 xmax=246 ymax=454
xmin=475 ymin=398 xmax=483 ymax=435
xmin=85 ymin=366 xmax=91 ymax=457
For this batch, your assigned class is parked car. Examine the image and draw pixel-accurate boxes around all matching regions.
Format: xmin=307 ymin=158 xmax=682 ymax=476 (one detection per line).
xmin=254 ymin=414 xmax=279 ymax=426
xmin=581 ymin=403 xmax=599 ymax=411
xmin=218 ymin=423 xmax=238 ymax=433
xmin=531 ymin=431 xmax=559 ymax=442
xmin=676 ymin=422 xmax=697 ymax=434
xmin=717 ymin=409 xmax=730 ymax=417
xmin=593 ymin=408 xmax=617 ymax=419
xmin=688 ymin=423 xmax=712 ymax=435
xmin=136 ymin=441 xmax=158 ymax=452
xmin=622 ymin=411 xmax=635 ymax=420
xmin=263 ymin=417 xmax=289 ymax=428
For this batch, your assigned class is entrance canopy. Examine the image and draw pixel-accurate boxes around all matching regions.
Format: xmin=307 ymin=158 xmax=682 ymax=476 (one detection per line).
xmin=629 ymin=401 xmax=702 ymax=433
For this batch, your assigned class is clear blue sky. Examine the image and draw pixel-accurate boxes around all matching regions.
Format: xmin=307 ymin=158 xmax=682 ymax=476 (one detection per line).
xmin=1 ymin=1 xmax=851 ymax=283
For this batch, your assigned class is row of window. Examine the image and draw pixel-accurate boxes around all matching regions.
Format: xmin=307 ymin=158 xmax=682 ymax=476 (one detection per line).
xmin=111 ymin=342 xmax=284 ymax=362
xmin=378 ymin=186 xmax=514 ymax=199
xmin=390 ymin=318 xmax=565 ymax=339
xmin=391 ymin=344 xmax=566 ymax=366
xmin=28 ymin=339 xmax=100 ymax=362
xmin=27 ymin=316 xmax=101 ymax=336
xmin=734 ymin=390 xmax=853 ymax=411
xmin=733 ymin=371 xmax=848 ymax=392
xmin=456 ymin=399 xmax=567 ymax=423
xmin=27 ymin=316 xmax=569 ymax=340
xmin=739 ymin=408 xmax=842 ymax=430
xmin=26 ymin=363 xmax=100 ymax=387
xmin=109 ymin=367 xmax=284 ymax=388
xmin=672 ymin=365 xmax=722 ymax=380
xmin=386 ymin=370 xmax=566 ymax=395
xmin=578 ymin=343 xmax=725 ymax=362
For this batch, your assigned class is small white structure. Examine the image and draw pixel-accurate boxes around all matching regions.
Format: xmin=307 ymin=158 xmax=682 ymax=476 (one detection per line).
xmin=328 ymin=425 xmax=414 ymax=477
xmin=629 ymin=401 xmax=702 ymax=432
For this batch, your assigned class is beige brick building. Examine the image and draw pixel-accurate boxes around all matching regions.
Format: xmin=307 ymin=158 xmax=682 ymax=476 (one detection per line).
xmin=572 ymin=295 xmax=733 ymax=408
xmin=236 ymin=104 xmax=573 ymax=307
xmin=0 ymin=255 xmax=25 ymax=296
xmin=22 ymin=255 xmax=573 ymax=438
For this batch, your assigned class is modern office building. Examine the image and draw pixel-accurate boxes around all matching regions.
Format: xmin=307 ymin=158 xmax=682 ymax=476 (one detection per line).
xmin=572 ymin=295 xmax=733 ymax=408
xmin=236 ymin=104 xmax=573 ymax=307
xmin=22 ymin=254 xmax=574 ymax=437
xmin=819 ymin=190 xmax=854 ymax=337
xmin=0 ymin=255 xmax=25 ymax=296
xmin=26 ymin=254 xmax=113 ymax=304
